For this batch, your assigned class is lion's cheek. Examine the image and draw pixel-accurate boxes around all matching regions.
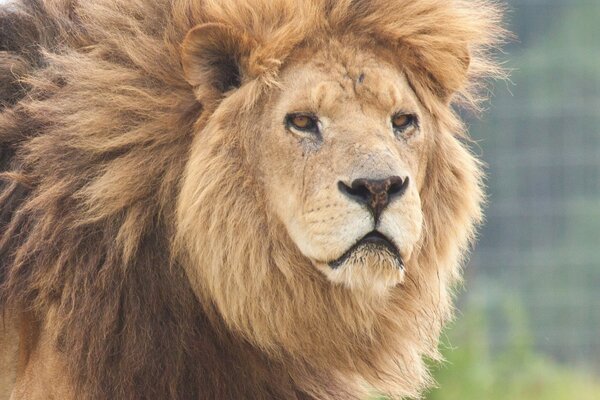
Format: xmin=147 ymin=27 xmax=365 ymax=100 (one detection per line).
xmin=284 ymin=206 xmax=372 ymax=263
xmin=378 ymin=190 xmax=424 ymax=263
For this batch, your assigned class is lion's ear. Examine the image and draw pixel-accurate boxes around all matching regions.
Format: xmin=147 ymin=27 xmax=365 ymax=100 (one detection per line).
xmin=181 ymin=23 xmax=258 ymax=97
xmin=434 ymin=44 xmax=472 ymax=103
xmin=406 ymin=42 xmax=472 ymax=105
xmin=444 ymin=45 xmax=471 ymax=101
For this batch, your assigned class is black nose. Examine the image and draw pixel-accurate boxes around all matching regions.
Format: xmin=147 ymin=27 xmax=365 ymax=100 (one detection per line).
xmin=338 ymin=176 xmax=409 ymax=220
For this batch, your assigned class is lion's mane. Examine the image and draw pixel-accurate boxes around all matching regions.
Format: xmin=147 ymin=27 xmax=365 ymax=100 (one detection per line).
xmin=0 ymin=0 xmax=505 ymax=398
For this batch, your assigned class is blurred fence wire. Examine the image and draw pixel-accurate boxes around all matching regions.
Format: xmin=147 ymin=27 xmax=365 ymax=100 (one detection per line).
xmin=462 ymin=0 xmax=600 ymax=375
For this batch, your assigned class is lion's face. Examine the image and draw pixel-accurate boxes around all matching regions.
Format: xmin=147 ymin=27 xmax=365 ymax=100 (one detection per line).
xmin=258 ymin=47 xmax=428 ymax=292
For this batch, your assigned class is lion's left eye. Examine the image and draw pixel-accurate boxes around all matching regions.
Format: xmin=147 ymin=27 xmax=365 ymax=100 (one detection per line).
xmin=392 ymin=113 xmax=417 ymax=132
xmin=286 ymin=114 xmax=319 ymax=135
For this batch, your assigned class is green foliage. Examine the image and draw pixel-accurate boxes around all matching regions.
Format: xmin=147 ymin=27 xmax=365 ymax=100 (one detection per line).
xmin=424 ymin=304 xmax=600 ymax=400
xmin=373 ymin=303 xmax=600 ymax=400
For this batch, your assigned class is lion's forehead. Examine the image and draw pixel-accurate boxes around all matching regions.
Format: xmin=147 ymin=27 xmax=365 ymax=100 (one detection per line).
xmin=278 ymin=46 xmax=417 ymax=118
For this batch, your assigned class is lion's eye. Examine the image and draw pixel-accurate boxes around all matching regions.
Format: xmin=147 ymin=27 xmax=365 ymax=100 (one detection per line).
xmin=392 ymin=113 xmax=417 ymax=132
xmin=286 ymin=114 xmax=319 ymax=135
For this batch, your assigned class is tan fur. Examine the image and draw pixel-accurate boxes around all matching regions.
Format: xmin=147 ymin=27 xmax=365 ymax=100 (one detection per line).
xmin=0 ymin=0 xmax=506 ymax=399
xmin=0 ymin=315 xmax=18 ymax=400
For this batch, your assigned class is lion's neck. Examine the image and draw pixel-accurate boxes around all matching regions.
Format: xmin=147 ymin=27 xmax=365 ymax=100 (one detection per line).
xmin=197 ymin=307 xmax=362 ymax=400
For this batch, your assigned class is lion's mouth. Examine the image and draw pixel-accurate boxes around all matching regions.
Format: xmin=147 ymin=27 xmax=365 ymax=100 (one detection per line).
xmin=329 ymin=231 xmax=403 ymax=269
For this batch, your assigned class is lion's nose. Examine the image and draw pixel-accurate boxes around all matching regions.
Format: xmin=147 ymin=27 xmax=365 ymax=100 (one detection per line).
xmin=338 ymin=176 xmax=409 ymax=220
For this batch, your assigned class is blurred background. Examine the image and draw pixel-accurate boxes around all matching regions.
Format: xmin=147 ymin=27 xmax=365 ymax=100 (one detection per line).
xmin=426 ymin=0 xmax=600 ymax=399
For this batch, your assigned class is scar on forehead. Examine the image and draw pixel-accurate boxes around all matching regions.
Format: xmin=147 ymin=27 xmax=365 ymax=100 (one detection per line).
xmin=357 ymin=72 xmax=365 ymax=84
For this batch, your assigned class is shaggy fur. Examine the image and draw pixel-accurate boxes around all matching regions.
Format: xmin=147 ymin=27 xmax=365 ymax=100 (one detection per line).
xmin=0 ymin=0 xmax=506 ymax=399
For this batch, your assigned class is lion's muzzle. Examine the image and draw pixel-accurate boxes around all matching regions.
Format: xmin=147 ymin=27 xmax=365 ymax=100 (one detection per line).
xmin=337 ymin=176 xmax=409 ymax=222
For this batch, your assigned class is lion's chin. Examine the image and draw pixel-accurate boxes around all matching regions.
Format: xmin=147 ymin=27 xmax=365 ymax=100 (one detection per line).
xmin=315 ymin=245 xmax=406 ymax=295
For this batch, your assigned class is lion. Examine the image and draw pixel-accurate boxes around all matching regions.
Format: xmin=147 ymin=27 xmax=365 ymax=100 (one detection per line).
xmin=0 ymin=0 xmax=506 ymax=399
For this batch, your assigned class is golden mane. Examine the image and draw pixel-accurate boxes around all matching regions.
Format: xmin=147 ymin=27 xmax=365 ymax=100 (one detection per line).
xmin=0 ymin=0 xmax=506 ymax=398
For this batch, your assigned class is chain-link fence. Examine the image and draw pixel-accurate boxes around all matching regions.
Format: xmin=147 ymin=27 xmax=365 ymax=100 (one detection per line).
xmin=462 ymin=0 xmax=600 ymax=375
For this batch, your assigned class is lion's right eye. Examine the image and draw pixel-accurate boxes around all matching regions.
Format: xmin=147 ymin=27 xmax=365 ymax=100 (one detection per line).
xmin=285 ymin=114 xmax=320 ymax=135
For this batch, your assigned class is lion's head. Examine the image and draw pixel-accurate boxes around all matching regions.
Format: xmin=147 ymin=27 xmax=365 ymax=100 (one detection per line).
xmin=173 ymin=1 xmax=504 ymax=396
